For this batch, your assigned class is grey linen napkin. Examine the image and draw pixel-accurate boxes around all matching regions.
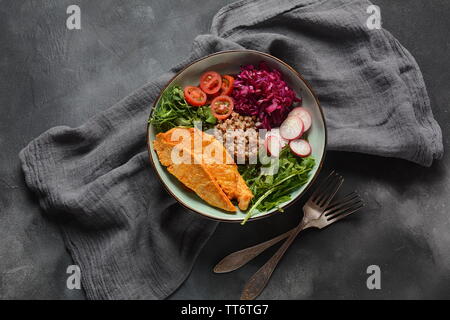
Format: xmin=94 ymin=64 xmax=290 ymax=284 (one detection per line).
xmin=19 ymin=0 xmax=443 ymax=299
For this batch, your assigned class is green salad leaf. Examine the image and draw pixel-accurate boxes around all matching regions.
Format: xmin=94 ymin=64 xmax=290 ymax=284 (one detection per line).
xmin=239 ymin=148 xmax=315 ymax=224
xmin=149 ymin=86 xmax=216 ymax=132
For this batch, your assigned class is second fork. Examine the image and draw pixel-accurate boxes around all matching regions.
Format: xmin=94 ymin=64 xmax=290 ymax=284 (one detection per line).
xmin=240 ymin=171 xmax=344 ymax=300
xmin=214 ymin=191 xmax=363 ymax=274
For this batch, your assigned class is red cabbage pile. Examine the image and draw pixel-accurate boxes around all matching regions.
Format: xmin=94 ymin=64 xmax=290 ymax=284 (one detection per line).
xmin=231 ymin=62 xmax=301 ymax=130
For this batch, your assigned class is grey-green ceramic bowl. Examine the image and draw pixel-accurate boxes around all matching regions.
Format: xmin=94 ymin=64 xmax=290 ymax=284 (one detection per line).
xmin=147 ymin=50 xmax=327 ymax=222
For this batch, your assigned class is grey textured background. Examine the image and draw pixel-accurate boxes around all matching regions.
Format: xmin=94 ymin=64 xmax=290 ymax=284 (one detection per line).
xmin=0 ymin=0 xmax=449 ymax=299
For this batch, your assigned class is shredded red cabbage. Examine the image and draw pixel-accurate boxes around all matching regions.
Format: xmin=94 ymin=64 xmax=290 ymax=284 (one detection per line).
xmin=231 ymin=62 xmax=301 ymax=130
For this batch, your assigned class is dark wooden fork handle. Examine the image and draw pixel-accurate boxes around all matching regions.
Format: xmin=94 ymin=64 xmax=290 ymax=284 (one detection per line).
xmin=213 ymin=227 xmax=296 ymax=273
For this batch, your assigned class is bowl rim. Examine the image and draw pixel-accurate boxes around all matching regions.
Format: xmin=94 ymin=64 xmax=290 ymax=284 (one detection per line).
xmin=146 ymin=49 xmax=328 ymax=223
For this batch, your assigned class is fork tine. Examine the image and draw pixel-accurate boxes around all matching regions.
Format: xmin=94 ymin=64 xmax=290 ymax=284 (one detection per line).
xmin=324 ymin=192 xmax=360 ymax=216
xmin=315 ymin=173 xmax=344 ymax=208
xmin=327 ymin=199 xmax=363 ymax=220
xmin=326 ymin=202 xmax=364 ymax=225
xmin=310 ymin=170 xmax=335 ymax=201
xmin=313 ymin=172 xmax=339 ymax=203
xmin=327 ymin=192 xmax=359 ymax=208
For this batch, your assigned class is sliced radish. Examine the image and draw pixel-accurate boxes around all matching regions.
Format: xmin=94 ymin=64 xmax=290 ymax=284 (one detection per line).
xmin=288 ymin=107 xmax=305 ymax=117
xmin=266 ymin=128 xmax=288 ymax=147
xmin=289 ymin=139 xmax=312 ymax=157
xmin=265 ymin=135 xmax=282 ymax=157
xmin=280 ymin=116 xmax=304 ymax=141
xmin=289 ymin=107 xmax=312 ymax=132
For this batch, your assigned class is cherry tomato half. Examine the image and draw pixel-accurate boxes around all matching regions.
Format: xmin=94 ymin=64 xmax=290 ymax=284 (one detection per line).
xmin=184 ymin=86 xmax=207 ymax=106
xmin=210 ymin=95 xmax=234 ymax=120
xmin=220 ymin=75 xmax=235 ymax=96
xmin=200 ymin=71 xmax=222 ymax=95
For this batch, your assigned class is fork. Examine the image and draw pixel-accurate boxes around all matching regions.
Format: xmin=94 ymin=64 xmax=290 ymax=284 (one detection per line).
xmin=214 ymin=192 xmax=363 ymax=273
xmin=240 ymin=171 xmax=348 ymax=300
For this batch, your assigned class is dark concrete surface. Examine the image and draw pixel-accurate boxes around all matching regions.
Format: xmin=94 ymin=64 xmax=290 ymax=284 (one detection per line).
xmin=0 ymin=0 xmax=449 ymax=299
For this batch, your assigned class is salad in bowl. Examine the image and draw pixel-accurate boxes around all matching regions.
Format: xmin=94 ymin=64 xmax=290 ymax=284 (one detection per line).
xmin=147 ymin=50 xmax=326 ymax=224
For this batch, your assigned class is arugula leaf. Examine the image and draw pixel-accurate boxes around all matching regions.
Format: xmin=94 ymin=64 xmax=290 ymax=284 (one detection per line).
xmin=239 ymin=148 xmax=315 ymax=224
xmin=149 ymin=85 xmax=216 ymax=132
